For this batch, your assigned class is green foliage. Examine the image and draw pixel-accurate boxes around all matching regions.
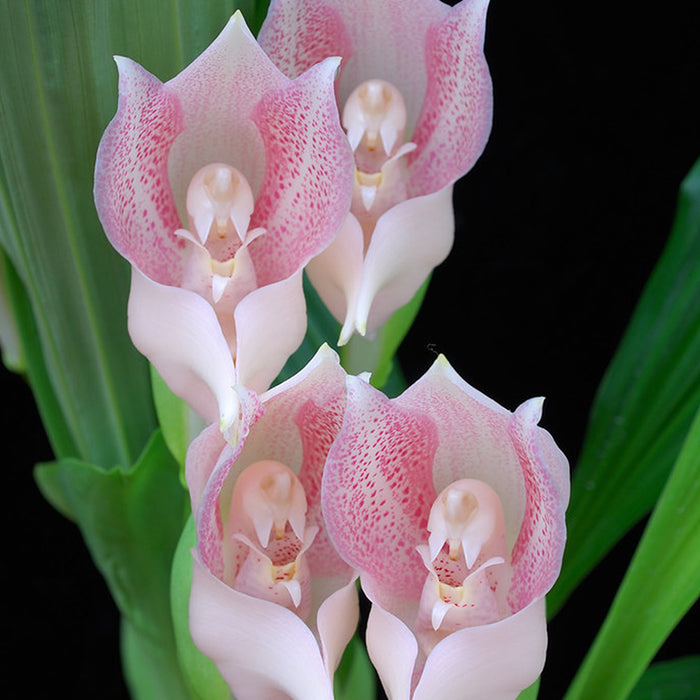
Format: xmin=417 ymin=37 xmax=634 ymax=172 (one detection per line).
xmin=550 ymin=156 xmax=700 ymax=616
xmin=629 ymin=657 xmax=700 ymax=700
xmin=564 ymin=406 xmax=700 ymax=700
xmin=34 ymin=428 xmax=190 ymax=698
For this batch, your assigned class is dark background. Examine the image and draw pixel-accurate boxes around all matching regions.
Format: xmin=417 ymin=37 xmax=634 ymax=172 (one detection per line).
xmin=6 ymin=1 xmax=699 ymax=697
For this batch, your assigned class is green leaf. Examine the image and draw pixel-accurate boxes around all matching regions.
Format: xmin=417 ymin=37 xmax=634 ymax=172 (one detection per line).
xmin=516 ymin=677 xmax=540 ymax=700
xmin=34 ymin=428 xmax=190 ymax=697
xmin=629 ymin=657 xmax=700 ymax=700
xmin=333 ymin=632 xmax=377 ymax=700
xmin=549 ymin=155 xmax=700 ymax=616
xmin=171 ymin=516 xmax=231 ymax=700
xmin=0 ymin=249 xmax=79 ymax=459
xmin=563 ymin=406 xmax=700 ymax=700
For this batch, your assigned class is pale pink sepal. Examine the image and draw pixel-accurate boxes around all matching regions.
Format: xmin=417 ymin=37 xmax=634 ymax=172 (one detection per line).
xmin=304 ymin=213 xmax=365 ymax=346
xmin=365 ymin=603 xmax=419 ymax=700
xmin=366 ymin=597 xmax=547 ymax=700
xmin=190 ymin=554 xmax=337 ymax=700
xmin=354 ymin=185 xmax=454 ymax=337
xmin=233 ymin=269 xmax=307 ymax=394
xmin=127 ymin=267 xmax=238 ymax=431
xmin=412 ymin=598 xmax=547 ymax=700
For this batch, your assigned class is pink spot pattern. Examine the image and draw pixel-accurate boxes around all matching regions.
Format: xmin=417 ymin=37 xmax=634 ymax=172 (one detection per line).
xmin=507 ymin=400 xmax=569 ymax=611
xmin=322 ymin=377 xmax=438 ymax=606
xmin=258 ymin=0 xmax=353 ymax=79
xmin=409 ymin=0 xmax=493 ymax=197
xmin=94 ymin=59 xmax=184 ymax=286
xmin=250 ymin=60 xmax=355 ymax=286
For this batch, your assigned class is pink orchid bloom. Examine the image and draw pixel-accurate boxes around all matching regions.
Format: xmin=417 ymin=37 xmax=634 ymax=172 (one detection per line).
xmin=321 ymin=356 xmax=570 ymax=699
xmin=259 ymin=0 xmax=493 ymax=343
xmin=186 ymin=345 xmax=358 ymax=700
xmin=95 ymin=12 xmax=354 ymax=432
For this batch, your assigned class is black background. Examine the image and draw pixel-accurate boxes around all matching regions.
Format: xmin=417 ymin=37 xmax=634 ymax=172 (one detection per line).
xmin=6 ymin=1 xmax=699 ymax=697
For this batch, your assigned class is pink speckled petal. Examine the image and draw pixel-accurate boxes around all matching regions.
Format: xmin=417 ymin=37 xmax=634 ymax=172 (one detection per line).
xmin=322 ymin=375 xmax=438 ymax=608
xmin=412 ymin=597 xmax=547 ymax=700
xmin=398 ymin=356 xmax=526 ymax=550
xmin=408 ymin=0 xmax=493 ymax=196
xmin=304 ymin=213 xmax=365 ymax=346
xmin=190 ymin=554 xmax=336 ymax=700
xmin=248 ymin=57 xmax=355 ymax=286
xmin=507 ymin=399 xmax=569 ymax=610
xmin=165 ymin=13 xmax=288 ymax=214
xmin=127 ymin=267 xmax=238 ymax=430
xmin=94 ymin=57 xmax=184 ymax=286
xmin=259 ymin=0 xmax=449 ymax=132
xmin=233 ymin=269 xmax=307 ymax=394
xmin=239 ymin=345 xmax=350 ymax=582
xmin=353 ymin=185 xmax=454 ymax=338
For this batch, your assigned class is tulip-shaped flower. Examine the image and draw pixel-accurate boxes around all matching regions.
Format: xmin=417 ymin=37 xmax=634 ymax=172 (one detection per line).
xmin=186 ymin=346 xmax=358 ymax=700
xmin=322 ymin=356 xmax=569 ymax=699
xmin=95 ymin=13 xmax=354 ymax=432
xmin=259 ymin=0 xmax=493 ymax=343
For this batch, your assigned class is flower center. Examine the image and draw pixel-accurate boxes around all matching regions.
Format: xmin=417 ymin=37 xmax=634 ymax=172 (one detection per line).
xmin=186 ymin=163 xmax=256 ymax=259
xmin=227 ymin=460 xmax=316 ymax=615
xmin=342 ymin=80 xmax=416 ymax=248
xmin=415 ymin=479 xmax=510 ymax=652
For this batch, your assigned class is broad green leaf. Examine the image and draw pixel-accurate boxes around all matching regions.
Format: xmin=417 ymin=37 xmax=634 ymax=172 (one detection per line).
xmin=564 ymin=406 xmax=700 ymax=700
xmin=549 ymin=155 xmax=700 ymax=616
xmin=0 ymin=250 xmax=78 ymax=459
xmin=516 ymin=678 xmax=540 ymax=700
xmin=171 ymin=516 xmax=231 ymax=700
xmin=121 ymin=616 xmax=191 ymax=700
xmin=334 ymin=632 xmax=377 ymax=700
xmin=629 ymin=657 xmax=700 ymax=700
xmin=0 ymin=1 xmax=261 ymax=468
xmin=34 ymin=428 xmax=189 ymax=696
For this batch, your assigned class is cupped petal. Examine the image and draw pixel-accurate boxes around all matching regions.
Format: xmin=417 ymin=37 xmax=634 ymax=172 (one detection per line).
xmin=322 ymin=375 xmax=438 ymax=607
xmin=304 ymin=213 xmax=365 ymax=345
xmin=259 ymin=0 xmax=450 ymax=133
xmin=94 ymin=57 xmax=184 ymax=285
xmin=127 ymin=267 xmax=238 ymax=430
xmin=507 ymin=399 xmax=570 ymax=610
xmin=190 ymin=554 xmax=335 ymax=700
xmin=166 ymin=12 xmax=288 ymax=213
xmin=412 ymin=597 xmax=547 ymax=700
xmin=397 ymin=355 xmax=526 ymax=550
xmin=235 ymin=344 xmax=351 ymax=581
xmin=233 ymin=269 xmax=307 ymax=394
xmin=249 ymin=57 xmax=355 ymax=286
xmin=408 ymin=0 xmax=493 ymax=196
xmin=353 ymin=185 xmax=454 ymax=338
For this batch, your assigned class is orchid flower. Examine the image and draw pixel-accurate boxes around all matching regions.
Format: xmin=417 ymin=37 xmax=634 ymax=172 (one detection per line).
xmin=186 ymin=345 xmax=358 ymax=700
xmin=95 ymin=12 xmax=354 ymax=434
xmin=321 ymin=356 xmax=570 ymax=699
xmin=259 ymin=0 xmax=493 ymax=344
